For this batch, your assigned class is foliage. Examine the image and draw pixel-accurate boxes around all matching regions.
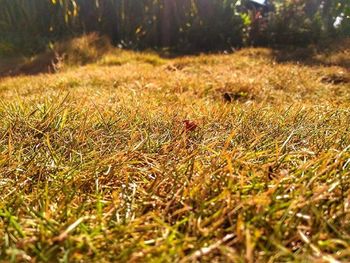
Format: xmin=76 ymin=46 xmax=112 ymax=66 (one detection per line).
xmin=0 ymin=0 xmax=243 ymax=51
xmin=244 ymin=0 xmax=350 ymax=46
xmin=0 ymin=0 xmax=349 ymax=53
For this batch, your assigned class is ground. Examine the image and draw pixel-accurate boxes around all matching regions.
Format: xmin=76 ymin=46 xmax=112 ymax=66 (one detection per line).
xmin=0 ymin=40 xmax=350 ymax=262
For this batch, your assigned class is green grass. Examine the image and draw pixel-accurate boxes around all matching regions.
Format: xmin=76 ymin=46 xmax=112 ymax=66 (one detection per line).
xmin=0 ymin=40 xmax=350 ymax=262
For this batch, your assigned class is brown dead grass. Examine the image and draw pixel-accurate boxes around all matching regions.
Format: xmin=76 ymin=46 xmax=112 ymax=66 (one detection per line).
xmin=0 ymin=37 xmax=349 ymax=262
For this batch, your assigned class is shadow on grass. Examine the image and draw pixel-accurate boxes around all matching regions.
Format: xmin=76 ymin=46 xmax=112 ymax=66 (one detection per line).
xmin=1 ymin=37 xmax=349 ymax=79
xmin=270 ymin=38 xmax=350 ymax=69
xmin=271 ymin=47 xmax=350 ymax=69
xmin=0 ymin=51 xmax=60 ymax=79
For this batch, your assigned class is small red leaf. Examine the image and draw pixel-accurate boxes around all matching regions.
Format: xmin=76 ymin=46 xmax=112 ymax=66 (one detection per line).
xmin=183 ymin=120 xmax=198 ymax=132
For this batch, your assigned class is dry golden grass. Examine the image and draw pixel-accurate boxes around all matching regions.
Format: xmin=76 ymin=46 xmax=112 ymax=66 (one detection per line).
xmin=0 ymin=41 xmax=350 ymax=262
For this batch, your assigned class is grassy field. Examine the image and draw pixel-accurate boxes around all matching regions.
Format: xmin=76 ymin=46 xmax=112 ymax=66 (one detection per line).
xmin=0 ymin=38 xmax=350 ymax=262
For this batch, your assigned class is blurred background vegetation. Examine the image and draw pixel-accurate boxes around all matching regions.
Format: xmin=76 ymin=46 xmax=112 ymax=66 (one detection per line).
xmin=0 ymin=0 xmax=349 ymax=56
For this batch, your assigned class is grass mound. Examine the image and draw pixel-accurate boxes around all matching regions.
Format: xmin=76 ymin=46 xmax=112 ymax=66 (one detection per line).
xmin=0 ymin=41 xmax=349 ymax=262
xmin=0 ymin=33 xmax=111 ymax=78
